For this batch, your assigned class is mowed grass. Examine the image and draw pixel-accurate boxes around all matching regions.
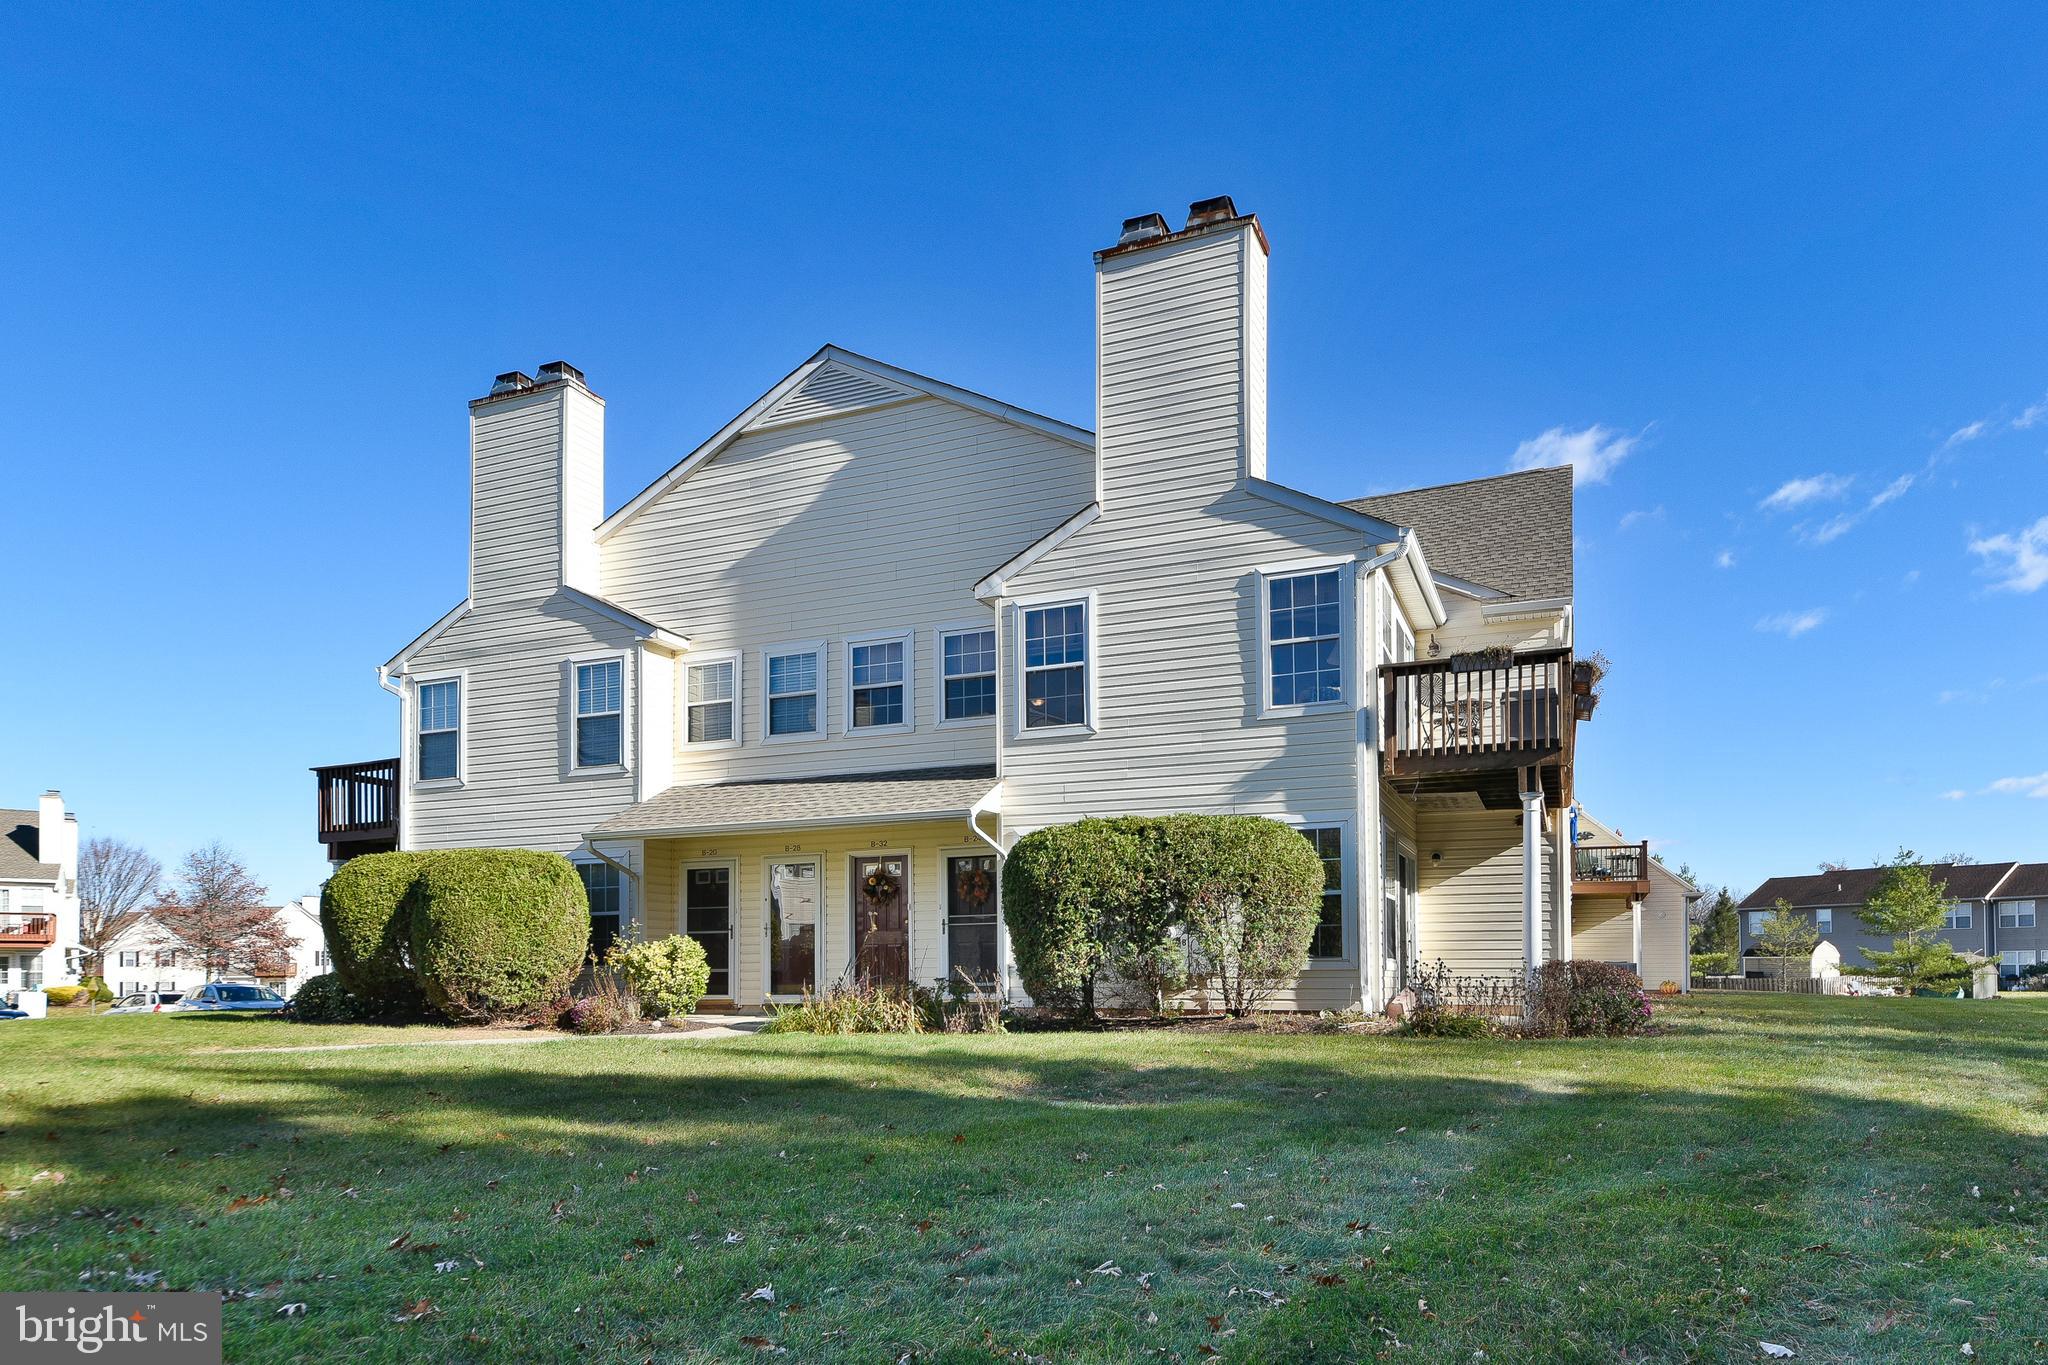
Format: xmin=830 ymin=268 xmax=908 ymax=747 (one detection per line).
xmin=0 ymin=997 xmax=2043 ymax=1363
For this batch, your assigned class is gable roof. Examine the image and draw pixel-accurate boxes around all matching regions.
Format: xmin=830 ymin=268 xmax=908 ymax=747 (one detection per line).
xmin=591 ymin=765 xmax=999 ymax=839
xmin=1345 ymin=466 xmax=1573 ymax=601
xmin=1997 ymin=863 xmax=2048 ymax=899
xmin=1737 ymin=861 xmax=2020 ymax=911
xmin=0 ymin=809 xmax=60 ymax=884
xmin=596 ymin=346 xmax=1092 ymax=545
xmin=385 ymin=586 xmax=687 ymax=675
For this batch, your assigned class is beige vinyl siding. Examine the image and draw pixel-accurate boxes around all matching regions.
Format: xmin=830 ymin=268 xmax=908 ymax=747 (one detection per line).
xmin=640 ymin=820 xmax=982 ymax=1007
xmin=470 ymin=390 xmax=565 ymax=607
xmin=405 ymin=599 xmax=645 ymax=854
xmin=1414 ymin=807 xmax=1552 ymax=977
xmin=1640 ymin=871 xmax=1690 ymax=990
xmin=1571 ymin=897 xmax=1634 ymax=963
xmin=1423 ymin=595 xmax=1568 ymax=657
xmin=600 ymin=397 xmax=1092 ymax=783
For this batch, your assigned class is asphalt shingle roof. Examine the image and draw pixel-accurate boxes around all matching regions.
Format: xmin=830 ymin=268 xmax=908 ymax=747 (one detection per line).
xmin=1737 ymin=861 xmax=2020 ymax=911
xmin=1995 ymin=863 xmax=2048 ymax=900
xmin=0 ymin=808 xmax=60 ymax=884
xmin=591 ymin=765 xmax=998 ymax=838
xmin=1345 ymin=466 xmax=1573 ymax=601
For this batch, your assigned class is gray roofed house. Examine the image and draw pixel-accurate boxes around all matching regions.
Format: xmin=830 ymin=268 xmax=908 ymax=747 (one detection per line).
xmin=0 ymin=809 xmax=62 ymax=884
xmin=1 ymin=792 xmax=83 ymax=1001
xmin=1346 ymin=466 xmax=1573 ymax=600
xmin=1735 ymin=859 xmax=2043 ymax=979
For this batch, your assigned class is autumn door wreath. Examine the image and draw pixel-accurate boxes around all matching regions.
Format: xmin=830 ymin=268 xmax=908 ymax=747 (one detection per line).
xmin=861 ymin=866 xmax=901 ymax=903
xmin=953 ymin=865 xmax=994 ymax=906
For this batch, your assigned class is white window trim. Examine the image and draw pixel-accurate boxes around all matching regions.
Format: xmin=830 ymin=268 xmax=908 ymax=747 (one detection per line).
xmin=1997 ymin=899 xmax=2037 ymax=929
xmin=1945 ymin=902 xmax=1974 ymax=930
xmin=571 ymin=855 xmax=632 ymax=952
xmin=843 ymin=629 xmax=916 ymax=737
xmin=1258 ymin=555 xmax=1356 ymax=720
xmin=564 ymin=650 xmax=632 ymax=776
xmin=683 ymin=651 xmax=742 ymax=751
xmin=761 ymin=640 xmax=828 ymax=744
xmin=1009 ymin=588 xmax=1098 ymax=740
xmin=939 ymin=844 xmax=1006 ymax=996
xmin=1293 ymin=814 xmax=1357 ymax=969
xmin=410 ymin=669 xmax=467 ymax=790
xmin=1815 ymin=907 xmax=1833 ymax=934
xmin=761 ymin=854 xmax=825 ymax=1002
xmin=934 ymin=620 xmax=999 ymax=730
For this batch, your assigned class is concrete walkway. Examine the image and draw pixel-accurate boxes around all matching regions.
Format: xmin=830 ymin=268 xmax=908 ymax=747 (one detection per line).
xmin=217 ymin=1013 xmax=773 ymax=1054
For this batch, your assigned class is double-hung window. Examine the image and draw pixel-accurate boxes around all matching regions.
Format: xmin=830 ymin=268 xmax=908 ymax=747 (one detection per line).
xmin=574 ymin=659 xmax=624 ymax=768
xmin=1999 ymin=900 xmax=2037 ymax=929
xmin=576 ymin=862 xmax=625 ymax=959
xmin=1265 ymin=567 xmax=1345 ymax=710
xmin=941 ymin=627 xmax=996 ymax=722
xmin=849 ymin=636 xmax=908 ymax=730
xmin=686 ymin=658 xmax=737 ymax=745
xmin=1944 ymin=901 xmax=1973 ymax=930
xmin=417 ymin=678 xmax=461 ymax=781
xmin=1747 ymin=911 xmax=1766 ymax=937
xmin=1299 ymin=826 xmax=1346 ymax=959
xmin=1021 ymin=602 xmax=1088 ymax=730
xmin=766 ymin=647 xmax=822 ymax=738
xmin=1815 ymin=908 xmax=1832 ymax=934
xmin=118 ymin=950 xmax=141 ymax=969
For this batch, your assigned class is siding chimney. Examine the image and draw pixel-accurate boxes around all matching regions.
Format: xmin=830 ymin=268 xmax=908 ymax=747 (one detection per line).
xmin=467 ymin=362 xmax=604 ymax=605
xmin=1093 ymin=196 xmax=1268 ymax=507
xmin=35 ymin=790 xmax=75 ymax=888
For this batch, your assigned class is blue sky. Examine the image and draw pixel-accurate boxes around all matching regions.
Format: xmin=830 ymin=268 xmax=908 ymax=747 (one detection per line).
xmin=3 ymin=3 xmax=2045 ymax=903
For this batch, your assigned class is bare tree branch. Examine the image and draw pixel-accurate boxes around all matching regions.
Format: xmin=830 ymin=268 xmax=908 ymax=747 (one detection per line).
xmin=78 ymin=837 xmax=162 ymax=976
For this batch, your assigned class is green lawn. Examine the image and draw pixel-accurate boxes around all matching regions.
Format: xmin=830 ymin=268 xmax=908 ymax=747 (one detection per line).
xmin=1 ymin=996 xmax=2043 ymax=1363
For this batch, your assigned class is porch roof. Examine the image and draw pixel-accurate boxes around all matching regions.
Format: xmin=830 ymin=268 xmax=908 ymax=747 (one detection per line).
xmin=588 ymin=765 xmax=998 ymax=839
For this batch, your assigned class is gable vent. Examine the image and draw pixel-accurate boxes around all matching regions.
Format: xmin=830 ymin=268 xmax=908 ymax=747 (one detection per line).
xmin=751 ymin=362 xmax=922 ymax=430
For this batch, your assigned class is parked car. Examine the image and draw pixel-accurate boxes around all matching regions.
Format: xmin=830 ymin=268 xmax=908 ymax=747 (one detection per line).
xmin=106 ymin=991 xmax=185 ymax=1014
xmin=178 ymin=983 xmax=288 ymax=1013
xmin=0 ymin=1007 xmax=27 ymax=1020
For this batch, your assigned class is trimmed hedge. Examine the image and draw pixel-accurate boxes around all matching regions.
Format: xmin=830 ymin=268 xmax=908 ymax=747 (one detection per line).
xmin=1528 ymin=960 xmax=1651 ymax=1037
xmin=43 ymin=985 xmax=88 ymax=1008
xmin=405 ymin=849 xmax=589 ymax=1022
xmin=321 ymin=851 xmax=431 ymax=1012
xmin=288 ymin=972 xmax=373 ymax=1023
xmin=1002 ymin=814 xmax=1325 ymax=1018
xmin=608 ymin=935 xmax=711 ymax=1019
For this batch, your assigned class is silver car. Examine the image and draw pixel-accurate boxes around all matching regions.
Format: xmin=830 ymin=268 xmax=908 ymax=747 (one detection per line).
xmin=178 ymin=983 xmax=288 ymax=1013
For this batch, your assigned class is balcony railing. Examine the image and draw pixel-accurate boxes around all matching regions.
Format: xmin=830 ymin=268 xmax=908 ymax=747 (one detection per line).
xmin=0 ymin=913 xmax=56 ymax=947
xmin=313 ymin=758 xmax=400 ymax=860
xmin=1572 ymin=841 xmax=1651 ymax=896
xmin=1382 ymin=647 xmax=1570 ymax=778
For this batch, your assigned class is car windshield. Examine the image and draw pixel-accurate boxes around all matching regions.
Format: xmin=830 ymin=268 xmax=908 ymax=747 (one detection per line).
xmin=212 ymin=985 xmax=277 ymax=1002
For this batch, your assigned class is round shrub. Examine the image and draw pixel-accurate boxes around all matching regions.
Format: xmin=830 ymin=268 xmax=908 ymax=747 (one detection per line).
xmin=321 ymin=851 xmax=431 ymax=1012
xmin=1001 ymin=818 xmax=1146 ymax=1017
xmin=406 ymin=849 xmax=589 ymax=1022
xmin=1160 ymin=815 xmax=1324 ymax=1016
xmin=1529 ymin=961 xmax=1651 ymax=1037
xmin=288 ymin=972 xmax=372 ymax=1023
xmin=608 ymin=935 xmax=711 ymax=1018
xmin=78 ymin=976 xmax=114 ymax=1004
xmin=43 ymin=984 xmax=87 ymax=1008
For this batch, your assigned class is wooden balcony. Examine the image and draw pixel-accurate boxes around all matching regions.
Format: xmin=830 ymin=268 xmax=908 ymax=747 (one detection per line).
xmin=1382 ymin=647 xmax=1574 ymax=808
xmin=314 ymin=758 xmax=400 ymax=862
xmin=0 ymin=913 xmax=55 ymax=948
xmin=1572 ymin=841 xmax=1651 ymax=898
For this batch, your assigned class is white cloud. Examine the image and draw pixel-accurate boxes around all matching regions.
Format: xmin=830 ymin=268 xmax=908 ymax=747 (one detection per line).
xmin=1761 ymin=474 xmax=1853 ymax=511
xmin=1618 ymin=505 xmax=1665 ymax=530
xmin=1944 ymin=419 xmax=1991 ymax=449
xmin=1902 ymin=568 xmax=1921 ymax=586
xmin=1756 ymin=608 xmax=1826 ymax=637
xmin=1938 ymin=789 xmax=1967 ymax=801
xmin=1510 ymin=424 xmax=1641 ymax=485
xmin=1969 ymin=515 xmax=2048 ymax=593
xmin=1867 ymin=473 xmax=1914 ymax=508
xmin=1985 ymin=772 xmax=2048 ymax=799
xmin=1809 ymin=513 xmax=1859 ymax=544
xmin=1714 ymin=549 xmax=1736 ymax=569
xmin=2015 ymin=395 xmax=2048 ymax=430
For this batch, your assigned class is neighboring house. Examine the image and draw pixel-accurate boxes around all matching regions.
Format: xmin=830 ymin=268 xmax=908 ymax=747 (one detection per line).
xmin=1737 ymin=861 xmax=2046 ymax=981
xmin=103 ymin=896 xmax=325 ymax=999
xmin=1569 ymin=808 xmax=1697 ymax=991
xmin=315 ymin=195 xmax=1614 ymax=1013
xmin=1 ymin=792 xmax=82 ymax=1003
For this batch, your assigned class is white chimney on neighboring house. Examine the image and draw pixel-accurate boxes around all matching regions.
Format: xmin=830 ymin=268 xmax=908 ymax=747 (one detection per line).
xmin=36 ymin=790 xmax=75 ymax=889
xmin=468 ymin=360 xmax=605 ymax=606
xmin=1093 ymin=195 xmax=1269 ymax=508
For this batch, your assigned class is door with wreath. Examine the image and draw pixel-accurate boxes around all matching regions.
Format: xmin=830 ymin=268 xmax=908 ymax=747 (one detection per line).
xmin=851 ymin=854 xmax=909 ymax=987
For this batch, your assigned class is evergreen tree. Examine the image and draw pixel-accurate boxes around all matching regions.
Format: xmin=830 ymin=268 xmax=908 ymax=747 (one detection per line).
xmin=1858 ymin=849 xmax=1976 ymax=993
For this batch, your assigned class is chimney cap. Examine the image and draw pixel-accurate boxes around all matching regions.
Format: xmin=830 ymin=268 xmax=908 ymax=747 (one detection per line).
xmin=1117 ymin=213 xmax=1170 ymax=246
xmin=490 ymin=371 xmax=535 ymax=396
xmin=1185 ymin=195 xmax=1239 ymax=228
xmin=537 ymin=360 xmax=585 ymax=385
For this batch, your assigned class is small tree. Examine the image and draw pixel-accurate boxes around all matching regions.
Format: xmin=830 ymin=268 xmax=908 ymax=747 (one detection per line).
xmin=154 ymin=843 xmax=297 ymax=981
xmin=1858 ymin=849 xmax=1975 ymax=993
xmin=1753 ymin=899 xmax=1819 ymax=981
xmin=77 ymin=837 xmax=162 ymax=976
xmin=1692 ymin=888 xmax=1739 ymax=956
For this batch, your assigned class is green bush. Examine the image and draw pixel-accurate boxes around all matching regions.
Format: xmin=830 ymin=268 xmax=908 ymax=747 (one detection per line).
xmin=78 ymin=976 xmax=114 ymax=1004
xmin=1691 ymin=951 xmax=1737 ymax=978
xmin=287 ymin=972 xmax=372 ymax=1023
xmin=406 ymin=849 xmax=589 ymax=1023
xmin=1529 ymin=961 xmax=1652 ymax=1038
xmin=43 ymin=985 xmax=87 ymax=1007
xmin=321 ymin=851 xmax=431 ymax=1012
xmin=1001 ymin=819 xmax=1142 ymax=1017
xmin=1402 ymin=1009 xmax=1499 ymax=1039
xmin=607 ymin=935 xmax=711 ymax=1018
xmin=763 ymin=981 xmax=923 ymax=1034
xmin=1162 ymin=816 xmax=1324 ymax=1016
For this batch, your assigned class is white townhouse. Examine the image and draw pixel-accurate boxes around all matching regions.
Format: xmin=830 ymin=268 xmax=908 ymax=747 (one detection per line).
xmin=103 ymin=895 xmax=328 ymax=1000
xmin=316 ymin=195 xmax=1633 ymax=1013
xmin=1 ymin=792 xmax=83 ymax=1003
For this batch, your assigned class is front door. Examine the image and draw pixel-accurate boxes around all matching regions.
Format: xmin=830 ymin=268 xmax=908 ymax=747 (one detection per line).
xmin=766 ymin=859 xmax=820 ymax=997
xmin=685 ymin=865 xmax=733 ymax=998
xmin=945 ymin=853 xmax=1000 ymax=989
xmin=851 ymin=854 xmax=909 ymax=987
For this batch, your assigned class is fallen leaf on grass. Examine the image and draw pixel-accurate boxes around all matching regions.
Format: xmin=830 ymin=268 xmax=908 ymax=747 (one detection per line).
xmin=742 ymin=1285 xmax=775 ymax=1303
xmin=738 ymin=1337 xmax=787 ymax=1354
xmin=1759 ymin=1344 xmax=1796 ymax=1359
xmin=278 ymin=1304 xmax=306 ymax=1317
xmin=434 ymin=1260 xmax=462 ymax=1274
xmin=225 ymin=1195 xmax=269 ymax=1214
xmin=1311 ymin=1274 xmax=1345 ymax=1287
xmin=393 ymin=1299 xmax=438 ymax=1324
xmin=1089 ymin=1262 xmax=1121 ymax=1277
xmin=387 ymin=1233 xmax=411 ymax=1251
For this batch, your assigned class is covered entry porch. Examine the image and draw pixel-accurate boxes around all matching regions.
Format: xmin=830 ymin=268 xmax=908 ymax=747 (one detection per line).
xmin=587 ymin=767 xmax=1005 ymax=1009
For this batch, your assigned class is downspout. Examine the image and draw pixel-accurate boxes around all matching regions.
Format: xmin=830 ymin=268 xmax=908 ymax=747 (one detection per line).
xmin=1355 ymin=536 xmax=1414 ymax=1014
xmin=577 ymin=840 xmax=645 ymax=936
xmin=376 ymin=664 xmax=406 ymax=853
xmin=1631 ymin=895 xmax=1644 ymax=975
xmin=968 ymin=785 xmax=1004 ymax=856
xmin=1520 ymin=768 xmax=1544 ymax=1008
